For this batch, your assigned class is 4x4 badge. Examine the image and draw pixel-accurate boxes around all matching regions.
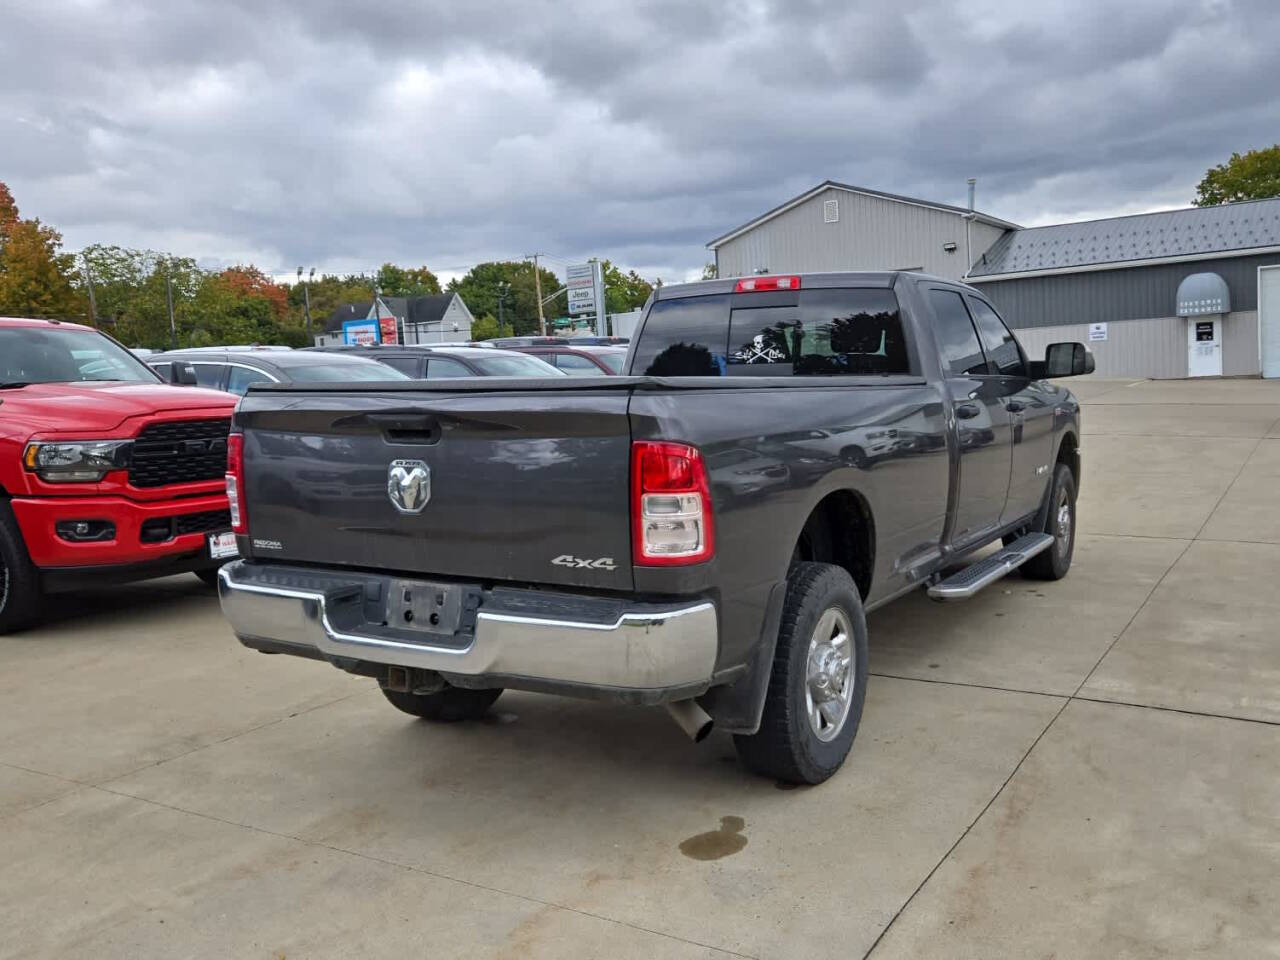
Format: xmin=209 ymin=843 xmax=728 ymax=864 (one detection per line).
xmin=553 ymin=555 xmax=617 ymax=571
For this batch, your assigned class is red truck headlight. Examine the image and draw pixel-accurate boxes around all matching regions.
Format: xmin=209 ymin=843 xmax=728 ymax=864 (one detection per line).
xmin=226 ymin=432 xmax=247 ymax=534
xmin=632 ymin=441 xmax=714 ymax=566
xmin=23 ymin=440 xmax=132 ymax=482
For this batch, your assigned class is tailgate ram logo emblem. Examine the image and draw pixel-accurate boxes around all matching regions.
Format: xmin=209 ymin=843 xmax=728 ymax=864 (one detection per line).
xmin=387 ymin=459 xmax=431 ymax=513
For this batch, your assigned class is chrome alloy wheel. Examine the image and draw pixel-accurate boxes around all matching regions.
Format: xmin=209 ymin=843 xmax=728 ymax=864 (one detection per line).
xmin=804 ymin=607 xmax=855 ymax=742
xmin=1054 ymin=489 xmax=1073 ymax=559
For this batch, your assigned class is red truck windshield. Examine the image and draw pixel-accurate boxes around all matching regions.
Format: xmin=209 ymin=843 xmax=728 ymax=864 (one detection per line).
xmin=0 ymin=328 xmax=159 ymax=385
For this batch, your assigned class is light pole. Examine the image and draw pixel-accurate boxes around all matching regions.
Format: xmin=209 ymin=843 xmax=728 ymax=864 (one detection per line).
xmin=497 ymin=281 xmax=511 ymax=337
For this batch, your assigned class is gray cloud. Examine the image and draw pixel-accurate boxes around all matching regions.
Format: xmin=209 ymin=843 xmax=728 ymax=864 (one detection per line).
xmin=2 ymin=0 xmax=1277 ymax=283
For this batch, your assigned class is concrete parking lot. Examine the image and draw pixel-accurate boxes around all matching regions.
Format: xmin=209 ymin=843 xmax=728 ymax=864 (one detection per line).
xmin=2 ymin=378 xmax=1279 ymax=959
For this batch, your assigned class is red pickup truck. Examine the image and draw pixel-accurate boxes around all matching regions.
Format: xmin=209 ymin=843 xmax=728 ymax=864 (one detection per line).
xmin=0 ymin=317 xmax=237 ymax=632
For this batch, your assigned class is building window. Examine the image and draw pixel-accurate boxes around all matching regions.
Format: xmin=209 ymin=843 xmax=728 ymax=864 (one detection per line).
xmin=823 ymin=199 xmax=839 ymax=223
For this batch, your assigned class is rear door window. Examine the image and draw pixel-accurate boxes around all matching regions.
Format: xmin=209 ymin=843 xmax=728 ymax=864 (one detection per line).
xmin=425 ymin=357 xmax=472 ymax=379
xmin=966 ymin=297 xmax=1027 ymax=377
xmin=226 ymin=366 xmax=274 ymax=395
xmin=555 ymin=352 xmax=607 ymax=375
xmin=380 ymin=355 xmax=423 ymax=377
xmin=929 ymin=290 xmax=989 ymax=377
xmin=190 ymin=362 xmax=227 ymax=390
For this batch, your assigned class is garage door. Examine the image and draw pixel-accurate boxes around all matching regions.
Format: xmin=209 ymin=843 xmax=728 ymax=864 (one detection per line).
xmin=1263 ymin=266 xmax=1280 ymax=379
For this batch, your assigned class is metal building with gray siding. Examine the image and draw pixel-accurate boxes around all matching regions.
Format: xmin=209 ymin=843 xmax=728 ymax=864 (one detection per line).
xmin=708 ymin=182 xmax=1280 ymax=379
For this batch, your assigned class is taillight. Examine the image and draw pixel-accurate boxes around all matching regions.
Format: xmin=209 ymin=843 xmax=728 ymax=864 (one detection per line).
xmin=226 ymin=432 xmax=247 ymax=534
xmin=734 ymin=275 xmax=801 ymax=293
xmin=632 ymin=441 xmax=714 ymax=566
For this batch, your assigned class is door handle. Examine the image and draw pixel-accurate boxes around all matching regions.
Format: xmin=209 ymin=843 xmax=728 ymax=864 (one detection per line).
xmin=1005 ymin=399 xmax=1026 ymax=413
xmin=955 ymin=402 xmax=981 ymax=420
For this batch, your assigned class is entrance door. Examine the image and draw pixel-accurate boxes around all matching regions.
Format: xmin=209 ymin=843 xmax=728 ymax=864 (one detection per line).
xmin=1262 ymin=266 xmax=1280 ymax=379
xmin=1187 ymin=317 xmax=1222 ymax=378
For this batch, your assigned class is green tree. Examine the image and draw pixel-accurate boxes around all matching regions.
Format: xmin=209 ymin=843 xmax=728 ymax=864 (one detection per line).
xmin=1194 ymin=145 xmax=1280 ymax=206
xmin=469 ymin=314 xmax=499 ymax=340
xmin=601 ymin=259 xmax=653 ymax=314
xmin=447 ymin=261 xmax=563 ymax=336
xmin=701 ymin=263 xmax=717 ymax=280
xmin=375 ymin=263 xmax=441 ymax=297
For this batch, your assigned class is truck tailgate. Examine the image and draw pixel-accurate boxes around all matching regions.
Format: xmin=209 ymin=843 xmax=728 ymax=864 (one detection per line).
xmin=235 ymin=387 xmax=635 ymax=591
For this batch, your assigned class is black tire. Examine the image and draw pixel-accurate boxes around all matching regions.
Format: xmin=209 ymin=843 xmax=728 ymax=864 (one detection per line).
xmin=380 ymin=684 xmax=503 ymax=722
xmin=733 ymin=562 xmax=869 ymax=785
xmin=1020 ymin=462 xmax=1076 ymax=581
xmin=0 ymin=502 xmax=42 ymax=634
xmin=194 ymin=567 xmax=222 ymax=587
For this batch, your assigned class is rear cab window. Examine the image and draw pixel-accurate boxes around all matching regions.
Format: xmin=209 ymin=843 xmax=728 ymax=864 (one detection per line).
xmin=634 ymin=286 xmax=913 ymax=378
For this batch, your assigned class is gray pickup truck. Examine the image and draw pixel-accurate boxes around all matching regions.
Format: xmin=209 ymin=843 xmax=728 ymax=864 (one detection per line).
xmin=218 ymin=272 xmax=1092 ymax=784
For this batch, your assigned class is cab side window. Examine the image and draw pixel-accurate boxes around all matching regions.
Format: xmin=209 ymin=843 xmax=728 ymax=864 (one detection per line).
xmin=967 ymin=298 xmax=1027 ymax=377
xmin=928 ymin=290 xmax=988 ymax=377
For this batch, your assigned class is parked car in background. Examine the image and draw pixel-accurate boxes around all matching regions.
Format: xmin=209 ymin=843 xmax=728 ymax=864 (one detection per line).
xmin=565 ymin=336 xmax=629 ymax=346
xmin=307 ymin=345 xmax=566 ymax=379
xmin=506 ymin=344 xmax=628 ymax=375
xmin=148 ymin=348 xmax=410 ymax=395
xmin=484 ymin=336 xmax=570 ymax=348
xmin=0 ymin=318 xmax=238 ymax=632
xmin=216 ymin=271 xmax=1092 ymax=784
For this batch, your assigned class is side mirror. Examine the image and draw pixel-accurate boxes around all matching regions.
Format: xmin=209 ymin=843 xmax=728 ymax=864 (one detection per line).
xmin=1043 ymin=342 xmax=1095 ymax=378
xmin=173 ymin=362 xmax=198 ymax=386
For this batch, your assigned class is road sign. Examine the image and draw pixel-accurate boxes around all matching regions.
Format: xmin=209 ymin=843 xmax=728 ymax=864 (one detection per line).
xmin=566 ymin=262 xmax=598 ymax=316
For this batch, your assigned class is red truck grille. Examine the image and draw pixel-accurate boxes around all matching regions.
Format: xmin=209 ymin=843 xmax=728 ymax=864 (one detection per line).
xmin=129 ymin=419 xmax=232 ymax=489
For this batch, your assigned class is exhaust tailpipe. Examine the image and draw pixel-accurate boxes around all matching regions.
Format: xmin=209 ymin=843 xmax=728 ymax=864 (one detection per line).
xmin=665 ymin=699 xmax=714 ymax=743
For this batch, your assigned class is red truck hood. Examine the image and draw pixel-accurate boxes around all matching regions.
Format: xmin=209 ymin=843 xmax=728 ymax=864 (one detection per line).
xmin=1 ymin=382 xmax=235 ymax=436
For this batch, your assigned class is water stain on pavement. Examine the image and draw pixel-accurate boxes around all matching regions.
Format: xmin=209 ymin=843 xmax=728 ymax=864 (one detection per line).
xmin=679 ymin=816 xmax=747 ymax=860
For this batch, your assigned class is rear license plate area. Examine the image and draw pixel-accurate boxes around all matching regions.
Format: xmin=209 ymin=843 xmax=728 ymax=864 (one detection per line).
xmin=387 ymin=578 xmax=465 ymax=636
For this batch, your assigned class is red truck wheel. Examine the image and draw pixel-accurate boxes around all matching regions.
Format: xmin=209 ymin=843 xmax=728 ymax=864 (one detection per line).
xmin=0 ymin=503 xmax=41 ymax=634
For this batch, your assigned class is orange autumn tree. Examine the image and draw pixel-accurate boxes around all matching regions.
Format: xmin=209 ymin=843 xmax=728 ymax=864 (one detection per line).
xmin=220 ymin=264 xmax=289 ymax=319
xmin=0 ymin=180 xmax=82 ymax=320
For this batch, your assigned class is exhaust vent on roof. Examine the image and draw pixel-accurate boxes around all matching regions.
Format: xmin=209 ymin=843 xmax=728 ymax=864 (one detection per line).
xmin=823 ymin=199 xmax=839 ymax=223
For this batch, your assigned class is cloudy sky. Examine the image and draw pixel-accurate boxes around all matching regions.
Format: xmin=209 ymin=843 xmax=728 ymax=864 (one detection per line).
xmin=3 ymin=0 xmax=1278 ymax=284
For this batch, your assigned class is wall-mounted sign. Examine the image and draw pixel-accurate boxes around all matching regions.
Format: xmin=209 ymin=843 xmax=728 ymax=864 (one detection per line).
xmin=1088 ymin=322 xmax=1108 ymax=342
xmin=1195 ymin=321 xmax=1215 ymax=342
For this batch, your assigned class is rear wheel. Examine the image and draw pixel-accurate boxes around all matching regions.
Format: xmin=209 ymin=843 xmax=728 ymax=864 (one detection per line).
xmin=0 ymin=503 xmax=41 ymax=634
xmin=1020 ymin=463 xmax=1076 ymax=581
xmin=733 ymin=562 xmax=869 ymax=785
xmin=380 ymin=684 xmax=503 ymax=722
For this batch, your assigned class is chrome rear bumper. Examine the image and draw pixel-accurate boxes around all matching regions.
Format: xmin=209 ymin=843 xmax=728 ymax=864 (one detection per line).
xmin=218 ymin=561 xmax=717 ymax=692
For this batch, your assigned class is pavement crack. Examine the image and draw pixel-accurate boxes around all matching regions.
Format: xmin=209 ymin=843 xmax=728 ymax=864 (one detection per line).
xmin=89 ymin=784 xmax=756 ymax=960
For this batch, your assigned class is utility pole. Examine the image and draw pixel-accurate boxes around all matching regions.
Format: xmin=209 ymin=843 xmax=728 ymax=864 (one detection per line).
xmin=526 ymin=253 xmax=546 ymax=335
xmin=82 ymin=253 xmax=99 ymax=327
xmin=164 ymin=260 xmax=177 ymax=349
xmin=496 ymin=281 xmax=511 ymax=337
xmin=298 ymin=267 xmax=315 ymax=334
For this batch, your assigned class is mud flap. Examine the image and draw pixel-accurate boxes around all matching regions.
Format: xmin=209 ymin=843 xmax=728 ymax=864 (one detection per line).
xmin=699 ymin=581 xmax=788 ymax=735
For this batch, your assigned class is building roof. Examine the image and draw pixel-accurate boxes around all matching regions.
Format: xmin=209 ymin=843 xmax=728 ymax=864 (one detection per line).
xmin=967 ymin=195 xmax=1280 ymax=279
xmin=406 ymin=294 xmax=456 ymax=325
xmin=326 ymin=298 xmax=409 ymax=332
xmin=706 ymin=180 xmax=1021 ymax=249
